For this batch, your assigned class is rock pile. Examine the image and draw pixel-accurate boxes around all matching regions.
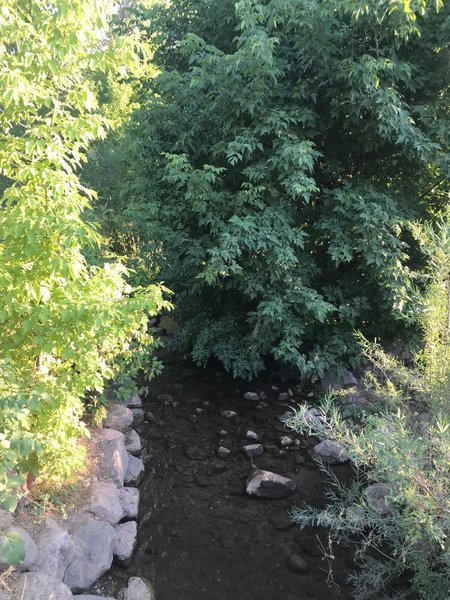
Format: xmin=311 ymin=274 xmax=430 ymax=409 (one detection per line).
xmin=0 ymin=397 xmax=155 ymax=600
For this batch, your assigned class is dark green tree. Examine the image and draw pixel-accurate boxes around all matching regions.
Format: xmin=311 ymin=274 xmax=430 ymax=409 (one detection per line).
xmin=87 ymin=0 xmax=450 ymax=379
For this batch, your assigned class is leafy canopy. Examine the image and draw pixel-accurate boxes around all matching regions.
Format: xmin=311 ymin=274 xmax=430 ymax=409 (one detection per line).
xmin=0 ymin=0 xmax=167 ymax=519
xmin=87 ymin=0 xmax=449 ymax=379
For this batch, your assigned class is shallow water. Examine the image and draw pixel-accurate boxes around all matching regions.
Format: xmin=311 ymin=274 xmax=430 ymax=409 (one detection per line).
xmin=105 ymin=357 xmax=355 ymax=600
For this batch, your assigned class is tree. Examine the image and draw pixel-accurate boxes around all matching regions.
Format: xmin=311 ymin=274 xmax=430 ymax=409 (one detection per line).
xmin=87 ymin=0 xmax=450 ymax=379
xmin=0 ymin=0 xmax=167 ymax=512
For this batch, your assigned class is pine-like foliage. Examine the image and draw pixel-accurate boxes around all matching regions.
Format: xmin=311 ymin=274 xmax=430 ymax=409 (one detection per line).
xmin=89 ymin=0 xmax=450 ymax=379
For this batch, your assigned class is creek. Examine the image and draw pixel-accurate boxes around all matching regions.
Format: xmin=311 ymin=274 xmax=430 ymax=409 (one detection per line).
xmin=104 ymin=355 xmax=355 ymax=600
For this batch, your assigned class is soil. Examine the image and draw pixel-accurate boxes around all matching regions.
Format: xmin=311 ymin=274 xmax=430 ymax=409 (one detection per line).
xmin=101 ymin=355 xmax=356 ymax=600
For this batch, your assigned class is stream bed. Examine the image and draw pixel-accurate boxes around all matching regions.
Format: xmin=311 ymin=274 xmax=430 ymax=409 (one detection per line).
xmin=104 ymin=355 xmax=355 ymax=600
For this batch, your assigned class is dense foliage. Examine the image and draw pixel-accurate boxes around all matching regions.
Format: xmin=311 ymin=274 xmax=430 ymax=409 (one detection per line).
xmin=0 ymin=0 xmax=167 ymax=516
xmin=87 ymin=0 xmax=450 ymax=379
xmin=287 ymin=218 xmax=450 ymax=600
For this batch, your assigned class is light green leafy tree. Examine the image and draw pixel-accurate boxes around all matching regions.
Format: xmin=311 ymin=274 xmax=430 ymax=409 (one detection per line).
xmin=0 ymin=0 xmax=168 ymax=534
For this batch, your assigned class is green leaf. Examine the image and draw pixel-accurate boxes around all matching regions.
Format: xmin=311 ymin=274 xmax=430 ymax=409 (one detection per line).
xmin=0 ymin=530 xmax=25 ymax=566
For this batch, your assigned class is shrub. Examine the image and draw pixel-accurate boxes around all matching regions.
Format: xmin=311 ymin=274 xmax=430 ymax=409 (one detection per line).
xmin=89 ymin=0 xmax=450 ymax=379
xmin=286 ymin=219 xmax=450 ymax=599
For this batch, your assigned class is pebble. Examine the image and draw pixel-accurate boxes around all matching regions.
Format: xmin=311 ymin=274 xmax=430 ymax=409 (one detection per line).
xmin=280 ymin=436 xmax=294 ymax=447
xmin=244 ymin=392 xmax=259 ymax=401
xmin=217 ymin=446 xmax=231 ymax=458
xmin=222 ymin=410 xmax=238 ymax=419
xmin=246 ymin=430 xmax=259 ymax=441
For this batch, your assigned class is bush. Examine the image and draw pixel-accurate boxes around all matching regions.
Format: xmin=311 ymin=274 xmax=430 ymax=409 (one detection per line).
xmin=88 ymin=0 xmax=450 ymax=379
xmin=286 ymin=220 xmax=450 ymax=599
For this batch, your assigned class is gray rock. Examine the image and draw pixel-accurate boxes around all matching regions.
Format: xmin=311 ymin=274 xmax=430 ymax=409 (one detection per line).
xmin=0 ymin=526 xmax=38 ymax=570
xmin=103 ymin=405 xmax=134 ymax=432
xmin=99 ymin=428 xmax=125 ymax=444
xmin=243 ymin=444 xmax=264 ymax=458
xmin=320 ymin=371 xmax=342 ymax=392
xmin=312 ymin=440 xmax=349 ymax=464
xmin=217 ymin=446 xmax=231 ymax=458
xmin=342 ymin=370 xmax=358 ymax=388
xmin=244 ymin=392 xmax=259 ymax=402
xmin=0 ymin=509 xmax=14 ymax=531
xmin=131 ymin=408 xmax=144 ymax=427
xmin=246 ymin=430 xmax=259 ymax=441
xmin=125 ymin=429 xmax=142 ymax=456
xmin=246 ymin=470 xmax=296 ymax=499
xmin=118 ymin=577 xmax=155 ymax=600
xmin=278 ymin=392 xmax=290 ymax=402
xmin=11 ymin=572 xmax=73 ymax=599
xmin=287 ymin=554 xmax=309 ymax=573
xmin=125 ymin=394 xmax=142 ymax=409
xmin=303 ymin=407 xmax=323 ymax=427
xmin=74 ymin=594 xmax=114 ymax=600
xmin=89 ymin=482 xmax=124 ymax=525
xmin=99 ymin=429 xmax=129 ymax=488
xmin=280 ymin=436 xmax=294 ymax=447
xmin=119 ymin=487 xmax=140 ymax=519
xmin=114 ymin=521 xmax=137 ymax=565
xmin=124 ymin=455 xmax=144 ymax=486
xmin=321 ymin=369 xmax=357 ymax=391
xmin=364 ymin=483 xmax=395 ymax=515
xmin=63 ymin=520 xmax=115 ymax=593
xmin=222 ymin=410 xmax=238 ymax=419
xmin=30 ymin=518 xmax=76 ymax=580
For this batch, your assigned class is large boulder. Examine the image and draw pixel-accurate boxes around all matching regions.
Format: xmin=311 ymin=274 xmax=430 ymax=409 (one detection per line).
xmin=114 ymin=521 xmax=138 ymax=566
xmin=131 ymin=408 xmax=145 ymax=427
xmin=103 ymin=405 xmax=134 ymax=432
xmin=30 ymin=518 xmax=76 ymax=580
xmin=63 ymin=520 xmax=115 ymax=593
xmin=119 ymin=487 xmax=140 ymax=519
xmin=74 ymin=596 xmax=115 ymax=600
xmin=99 ymin=429 xmax=129 ymax=488
xmin=0 ymin=509 xmax=14 ymax=530
xmin=10 ymin=572 xmax=73 ymax=600
xmin=312 ymin=440 xmax=349 ymax=464
xmin=118 ymin=577 xmax=155 ymax=600
xmin=124 ymin=455 xmax=144 ymax=487
xmin=89 ymin=482 xmax=125 ymax=525
xmin=124 ymin=394 xmax=143 ymax=409
xmin=125 ymin=430 xmax=142 ymax=456
xmin=0 ymin=526 xmax=38 ymax=571
xmin=246 ymin=470 xmax=296 ymax=499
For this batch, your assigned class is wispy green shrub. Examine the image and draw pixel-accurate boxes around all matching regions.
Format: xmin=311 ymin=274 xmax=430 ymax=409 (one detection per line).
xmin=287 ymin=219 xmax=450 ymax=599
